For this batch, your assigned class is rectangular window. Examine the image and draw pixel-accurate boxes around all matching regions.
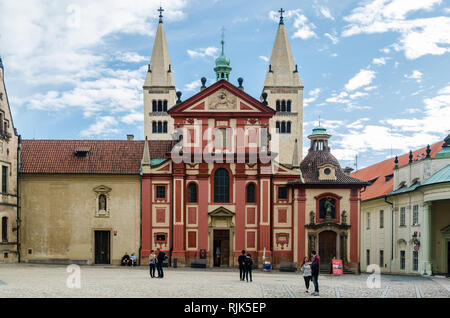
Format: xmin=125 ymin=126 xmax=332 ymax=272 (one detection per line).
xmin=367 ymin=212 xmax=370 ymax=230
xmin=1 ymin=217 xmax=7 ymax=242
xmin=413 ymin=251 xmax=419 ymax=271
xmin=380 ymin=250 xmax=384 ymax=268
xmin=1 ymin=166 xmax=6 ymax=193
xmin=278 ymin=187 xmax=287 ymax=200
xmin=366 ymin=249 xmax=370 ymax=266
xmin=156 ymin=186 xmax=166 ymax=199
xmin=380 ymin=210 xmax=384 ymax=229
xmin=400 ymin=250 xmax=406 ymax=270
xmin=215 ymin=128 xmax=227 ymax=148
xmin=400 ymin=207 xmax=406 ymax=226
xmin=412 ymin=205 xmax=419 ymax=225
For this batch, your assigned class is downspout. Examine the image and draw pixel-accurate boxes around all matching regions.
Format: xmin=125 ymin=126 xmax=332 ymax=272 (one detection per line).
xmin=16 ymin=134 xmax=21 ymax=263
xmin=384 ymin=195 xmax=394 ymax=264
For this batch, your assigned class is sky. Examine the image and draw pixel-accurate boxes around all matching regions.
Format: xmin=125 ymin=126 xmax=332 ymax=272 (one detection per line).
xmin=0 ymin=0 xmax=449 ymax=170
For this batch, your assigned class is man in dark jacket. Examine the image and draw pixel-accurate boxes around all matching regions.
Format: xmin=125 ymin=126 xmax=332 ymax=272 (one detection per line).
xmin=244 ymin=253 xmax=253 ymax=283
xmin=238 ymin=250 xmax=246 ymax=281
xmin=311 ymin=250 xmax=320 ymax=296
xmin=156 ymin=248 xmax=166 ymax=278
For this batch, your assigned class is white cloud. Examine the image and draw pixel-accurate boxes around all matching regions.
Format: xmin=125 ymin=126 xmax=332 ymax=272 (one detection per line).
xmin=342 ymin=0 xmax=450 ymax=59
xmin=187 ymin=47 xmax=219 ymax=59
xmin=324 ymin=32 xmax=339 ymax=44
xmin=122 ymin=112 xmax=143 ymax=124
xmin=115 ymin=52 xmax=147 ymax=63
xmin=184 ymin=79 xmax=202 ymax=92
xmin=364 ymin=86 xmax=378 ymax=91
xmin=319 ymin=6 xmax=335 ymax=20
xmin=80 ymin=116 xmax=119 ymax=137
xmin=349 ymin=91 xmax=369 ymax=99
xmin=259 ymin=55 xmax=269 ymax=62
xmin=345 ymin=69 xmax=376 ymax=91
xmin=372 ymin=57 xmax=388 ymax=65
xmin=304 ymin=88 xmax=321 ymax=106
xmin=404 ymin=70 xmax=423 ymax=82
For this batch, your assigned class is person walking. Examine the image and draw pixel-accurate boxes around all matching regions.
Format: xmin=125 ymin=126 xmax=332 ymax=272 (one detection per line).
xmin=156 ymin=248 xmax=166 ymax=278
xmin=311 ymin=250 xmax=320 ymax=296
xmin=238 ymin=250 xmax=246 ymax=281
xmin=301 ymin=257 xmax=312 ymax=293
xmin=244 ymin=253 xmax=253 ymax=283
xmin=149 ymin=250 xmax=156 ymax=278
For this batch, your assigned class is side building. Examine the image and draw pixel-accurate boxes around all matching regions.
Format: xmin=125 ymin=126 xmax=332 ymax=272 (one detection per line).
xmin=0 ymin=57 xmax=20 ymax=264
xmin=353 ymin=137 xmax=450 ymax=275
xmin=19 ymin=140 xmax=143 ymax=265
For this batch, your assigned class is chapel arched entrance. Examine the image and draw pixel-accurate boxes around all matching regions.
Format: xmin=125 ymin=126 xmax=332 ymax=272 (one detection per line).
xmin=319 ymin=230 xmax=337 ymax=267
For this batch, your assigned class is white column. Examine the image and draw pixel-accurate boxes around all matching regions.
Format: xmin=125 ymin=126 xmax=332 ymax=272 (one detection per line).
xmin=421 ymin=202 xmax=432 ymax=275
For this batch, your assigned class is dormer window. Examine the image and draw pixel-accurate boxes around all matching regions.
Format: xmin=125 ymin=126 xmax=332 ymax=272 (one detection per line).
xmin=74 ymin=147 xmax=90 ymax=158
xmin=318 ymin=164 xmax=337 ymax=181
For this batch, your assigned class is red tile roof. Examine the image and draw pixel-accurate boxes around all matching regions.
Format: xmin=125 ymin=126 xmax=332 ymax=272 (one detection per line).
xmin=20 ymin=140 xmax=173 ymax=174
xmin=351 ymin=141 xmax=444 ymax=201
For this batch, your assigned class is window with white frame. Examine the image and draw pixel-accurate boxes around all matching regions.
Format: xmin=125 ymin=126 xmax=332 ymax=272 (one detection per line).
xmin=412 ymin=205 xmax=419 ymax=225
xmin=400 ymin=207 xmax=406 ymax=226
xmin=413 ymin=251 xmax=419 ymax=271
xmin=400 ymin=250 xmax=406 ymax=270
xmin=380 ymin=210 xmax=384 ymax=229
xmin=367 ymin=212 xmax=370 ymax=229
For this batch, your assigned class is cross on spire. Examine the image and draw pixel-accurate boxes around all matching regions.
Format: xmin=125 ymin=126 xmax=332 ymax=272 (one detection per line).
xmin=158 ymin=6 xmax=164 ymax=23
xmin=279 ymin=8 xmax=285 ymax=25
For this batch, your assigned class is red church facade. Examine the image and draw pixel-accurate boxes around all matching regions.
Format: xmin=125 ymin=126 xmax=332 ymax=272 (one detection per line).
xmin=140 ymin=80 xmax=366 ymax=272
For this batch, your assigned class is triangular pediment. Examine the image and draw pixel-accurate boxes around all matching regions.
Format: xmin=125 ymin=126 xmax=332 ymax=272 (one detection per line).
xmin=168 ymin=80 xmax=275 ymax=116
xmin=208 ymin=206 xmax=235 ymax=217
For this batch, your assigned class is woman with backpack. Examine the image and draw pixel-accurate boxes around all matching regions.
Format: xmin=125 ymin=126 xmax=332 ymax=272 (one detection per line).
xmin=301 ymin=257 xmax=312 ymax=293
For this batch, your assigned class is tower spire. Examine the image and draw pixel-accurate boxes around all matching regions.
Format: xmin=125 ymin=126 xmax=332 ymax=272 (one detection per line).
xmin=144 ymin=7 xmax=174 ymax=87
xmin=158 ymin=6 xmax=164 ymax=23
xmin=214 ymin=27 xmax=232 ymax=81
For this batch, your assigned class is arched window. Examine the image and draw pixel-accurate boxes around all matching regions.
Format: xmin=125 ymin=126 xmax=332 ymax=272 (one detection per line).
xmin=187 ymin=183 xmax=198 ymax=203
xmin=281 ymin=100 xmax=286 ymax=112
xmin=1 ymin=217 xmax=7 ymax=242
xmin=163 ymin=100 xmax=168 ymax=112
xmin=281 ymin=121 xmax=286 ymax=133
xmin=214 ymin=168 xmax=229 ymax=203
xmin=276 ymin=100 xmax=280 ymax=112
xmin=157 ymin=100 xmax=162 ymax=112
xmin=152 ymin=122 xmax=157 ymax=133
xmin=98 ymin=194 xmax=107 ymax=211
xmin=152 ymin=100 xmax=157 ymax=112
xmin=287 ymin=121 xmax=291 ymax=133
xmin=276 ymin=121 xmax=280 ymax=132
xmin=246 ymin=183 xmax=256 ymax=203
xmin=157 ymin=121 xmax=162 ymax=133
xmin=287 ymin=100 xmax=291 ymax=112
xmin=163 ymin=121 xmax=168 ymax=133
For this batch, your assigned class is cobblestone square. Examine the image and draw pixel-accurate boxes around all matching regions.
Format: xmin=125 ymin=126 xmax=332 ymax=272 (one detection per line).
xmin=0 ymin=264 xmax=449 ymax=298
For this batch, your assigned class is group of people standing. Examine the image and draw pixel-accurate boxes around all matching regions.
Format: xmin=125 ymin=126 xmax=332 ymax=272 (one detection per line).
xmin=148 ymin=248 xmax=167 ymax=278
xmin=300 ymin=250 xmax=320 ymax=296
xmin=238 ymin=250 xmax=254 ymax=282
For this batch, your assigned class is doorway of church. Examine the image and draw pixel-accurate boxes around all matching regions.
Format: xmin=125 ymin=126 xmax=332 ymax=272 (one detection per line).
xmin=94 ymin=230 xmax=111 ymax=264
xmin=213 ymin=230 xmax=230 ymax=267
xmin=319 ymin=230 xmax=337 ymax=273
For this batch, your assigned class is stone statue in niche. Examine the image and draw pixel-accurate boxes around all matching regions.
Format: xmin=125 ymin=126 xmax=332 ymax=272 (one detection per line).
xmin=320 ymin=197 xmax=336 ymax=221
xmin=309 ymin=211 xmax=315 ymax=224
xmin=99 ymin=194 xmax=107 ymax=212
xmin=341 ymin=210 xmax=347 ymax=224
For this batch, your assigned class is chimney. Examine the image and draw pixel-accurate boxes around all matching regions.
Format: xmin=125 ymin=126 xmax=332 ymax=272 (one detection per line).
xmin=127 ymin=134 xmax=134 ymax=141
xmin=343 ymin=167 xmax=354 ymax=175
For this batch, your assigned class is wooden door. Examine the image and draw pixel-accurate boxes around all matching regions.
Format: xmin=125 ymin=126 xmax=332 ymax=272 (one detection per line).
xmin=319 ymin=230 xmax=337 ymax=266
xmin=95 ymin=231 xmax=110 ymax=264
xmin=213 ymin=230 xmax=230 ymax=267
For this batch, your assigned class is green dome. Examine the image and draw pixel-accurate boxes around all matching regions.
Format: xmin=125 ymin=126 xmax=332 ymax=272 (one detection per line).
xmin=215 ymin=53 xmax=230 ymax=67
xmin=311 ymin=126 xmax=328 ymax=136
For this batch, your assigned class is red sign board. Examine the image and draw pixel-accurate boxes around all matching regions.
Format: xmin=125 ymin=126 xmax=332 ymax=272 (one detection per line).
xmin=332 ymin=259 xmax=343 ymax=275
